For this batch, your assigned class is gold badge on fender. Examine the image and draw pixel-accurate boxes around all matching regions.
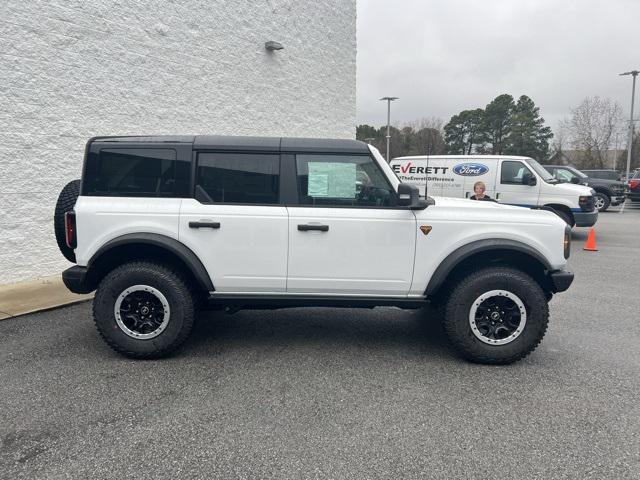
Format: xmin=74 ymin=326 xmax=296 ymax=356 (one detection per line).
xmin=420 ymin=225 xmax=432 ymax=235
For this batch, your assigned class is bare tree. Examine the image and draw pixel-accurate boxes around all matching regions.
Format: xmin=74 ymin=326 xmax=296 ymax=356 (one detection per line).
xmin=356 ymin=117 xmax=446 ymax=159
xmin=405 ymin=117 xmax=446 ymax=155
xmin=564 ymin=96 xmax=624 ymax=168
xmin=549 ymin=121 xmax=569 ymax=161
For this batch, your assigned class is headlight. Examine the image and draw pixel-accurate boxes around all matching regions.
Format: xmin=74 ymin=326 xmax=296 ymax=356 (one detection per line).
xmin=564 ymin=226 xmax=571 ymax=259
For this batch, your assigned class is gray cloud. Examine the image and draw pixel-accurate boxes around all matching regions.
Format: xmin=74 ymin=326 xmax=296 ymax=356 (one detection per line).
xmin=356 ymin=0 xmax=639 ymax=131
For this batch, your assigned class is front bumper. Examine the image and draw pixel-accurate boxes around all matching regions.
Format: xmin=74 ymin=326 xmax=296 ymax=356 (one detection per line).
xmin=549 ymin=269 xmax=574 ymax=293
xmin=62 ymin=266 xmax=95 ymax=294
xmin=573 ymin=210 xmax=598 ymax=227
xmin=610 ymin=195 xmax=626 ymax=205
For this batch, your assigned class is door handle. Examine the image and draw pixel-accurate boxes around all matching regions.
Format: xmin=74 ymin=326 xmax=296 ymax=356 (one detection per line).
xmin=189 ymin=221 xmax=221 ymax=229
xmin=297 ymin=224 xmax=329 ymax=232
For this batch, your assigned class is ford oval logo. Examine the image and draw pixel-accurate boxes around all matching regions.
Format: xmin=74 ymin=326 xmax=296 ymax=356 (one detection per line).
xmin=453 ymin=163 xmax=489 ymax=176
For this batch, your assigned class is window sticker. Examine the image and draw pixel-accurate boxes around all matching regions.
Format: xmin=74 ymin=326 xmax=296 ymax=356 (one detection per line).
xmin=307 ymin=162 xmax=356 ymax=198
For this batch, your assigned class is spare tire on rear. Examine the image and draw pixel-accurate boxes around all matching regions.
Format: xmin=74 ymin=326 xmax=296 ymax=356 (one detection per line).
xmin=54 ymin=179 xmax=81 ymax=263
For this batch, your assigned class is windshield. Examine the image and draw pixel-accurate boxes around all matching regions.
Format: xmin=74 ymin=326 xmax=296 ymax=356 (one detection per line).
xmin=368 ymin=145 xmax=400 ymax=190
xmin=568 ymin=167 xmax=588 ymax=179
xmin=527 ymin=158 xmax=557 ymax=183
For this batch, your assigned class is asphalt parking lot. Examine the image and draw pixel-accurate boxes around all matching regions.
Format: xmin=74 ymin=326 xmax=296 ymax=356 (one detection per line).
xmin=1 ymin=203 xmax=639 ymax=479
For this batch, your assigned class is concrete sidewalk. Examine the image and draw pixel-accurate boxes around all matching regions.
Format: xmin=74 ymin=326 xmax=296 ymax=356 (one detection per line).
xmin=0 ymin=274 xmax=92 ymax=320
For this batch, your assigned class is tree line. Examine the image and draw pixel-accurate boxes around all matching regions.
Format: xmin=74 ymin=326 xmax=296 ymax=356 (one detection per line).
xmin=357 ymin=93 xmax=553 ymax=161
xmin=357 ymin=93 xmax=639 ymax=171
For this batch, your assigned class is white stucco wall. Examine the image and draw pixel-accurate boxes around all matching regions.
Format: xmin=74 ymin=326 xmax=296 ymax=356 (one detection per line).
xmin=0 ymin=0 xmax=356 ymax=285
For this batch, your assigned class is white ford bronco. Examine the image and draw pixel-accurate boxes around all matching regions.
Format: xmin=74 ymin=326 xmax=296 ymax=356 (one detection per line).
xmin=56 ymin=136 xmax=574 ymax=364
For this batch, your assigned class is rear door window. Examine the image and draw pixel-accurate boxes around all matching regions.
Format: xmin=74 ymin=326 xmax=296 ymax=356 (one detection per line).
xmin=84 ymin=149 xmax=189 ymax=197
xmin=195 ymin=153 xmax=280 ymax=204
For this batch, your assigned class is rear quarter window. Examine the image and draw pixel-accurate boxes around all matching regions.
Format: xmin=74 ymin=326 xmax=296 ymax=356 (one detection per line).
xmin=83 ymin=148 xmax=190 ymax=197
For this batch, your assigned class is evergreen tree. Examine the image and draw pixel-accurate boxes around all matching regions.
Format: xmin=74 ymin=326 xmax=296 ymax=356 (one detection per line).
xmin=356 ymin=124 xmax=380 ymax=141
xmin=444 ymin=109 xmax=485 ymax=154
xmin=506 ymin=95 xmax=553 ymax=160
xmin=483 ymin=94 xmax=515 ymax=154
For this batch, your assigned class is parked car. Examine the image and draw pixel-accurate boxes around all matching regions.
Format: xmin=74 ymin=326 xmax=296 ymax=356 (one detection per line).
xmin=55 ymin=136 xmax=574 ymax=365
xmin=628 ymin=170 xmax=640 ymax=203
xmin=390 ymin=155 xmax=597 ymax=227
xmin=581 ymin=169 xmax=622 ymax=181
xmin=542 ymin=165 xmax=627 ymax=212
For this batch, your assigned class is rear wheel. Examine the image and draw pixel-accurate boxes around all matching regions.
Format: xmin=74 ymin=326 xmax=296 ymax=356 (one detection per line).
xmin=93 ymin=261 xmax=196 ymax=359
xmin=593 ymin=192 xmax=610 ymax=212
xmin=443 ymin=267 xmax=549 ymax=364
xmin=54 ymin=179 xmax=81 ymax=262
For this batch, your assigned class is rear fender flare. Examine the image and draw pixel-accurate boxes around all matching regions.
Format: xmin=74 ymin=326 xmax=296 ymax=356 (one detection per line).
xmin=88 ymin=233 xmax=214 ymax=292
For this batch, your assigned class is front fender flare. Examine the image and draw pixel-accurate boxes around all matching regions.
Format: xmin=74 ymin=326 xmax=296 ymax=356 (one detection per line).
xmin=424 ymin=239 xmax=551 ymax=296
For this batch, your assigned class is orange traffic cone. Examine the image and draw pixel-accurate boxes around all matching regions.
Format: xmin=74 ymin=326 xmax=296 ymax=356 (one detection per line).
xmin=583 ymin=227 xmax=598 ymax=251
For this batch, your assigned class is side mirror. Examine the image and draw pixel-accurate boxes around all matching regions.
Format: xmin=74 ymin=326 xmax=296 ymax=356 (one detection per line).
xmin=397 ymin=183 xmax=428 ymax=210
xmin=570 ymin=177 xmax=580 ymax=184
xmin=522 ymin=172 xmax=537 ymax=186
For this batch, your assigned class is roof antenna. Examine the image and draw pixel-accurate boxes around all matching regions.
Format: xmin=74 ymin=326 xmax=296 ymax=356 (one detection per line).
xmin=424 ymin=153 xmax=430 ymax=198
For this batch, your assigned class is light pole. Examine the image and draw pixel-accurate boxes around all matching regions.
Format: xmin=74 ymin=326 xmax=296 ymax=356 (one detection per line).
xmin=380 ymin=96 xmax=398 ymax=161
xmin=620 ymin=70 xmax=638 ymax=180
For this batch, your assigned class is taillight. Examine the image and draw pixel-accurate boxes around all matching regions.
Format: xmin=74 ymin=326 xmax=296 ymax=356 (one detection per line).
xmin=629 ymin=179 xmax=640 ymax=190
xmin=65 ymin=211 xmax=77 ymax=249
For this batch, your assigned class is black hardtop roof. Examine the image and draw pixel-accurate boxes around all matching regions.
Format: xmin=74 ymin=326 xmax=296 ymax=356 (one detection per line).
xmin=91 ymin=135 xmax=369 ymax=154
xmin=195 ymin=135 xmax=369 ymax=153
xmin=92 ymin=135 xmax=196 ymax=143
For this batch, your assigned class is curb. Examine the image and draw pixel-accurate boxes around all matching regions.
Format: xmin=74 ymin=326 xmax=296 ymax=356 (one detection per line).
xmin=0 ymin=274 xmax=93 ymax=320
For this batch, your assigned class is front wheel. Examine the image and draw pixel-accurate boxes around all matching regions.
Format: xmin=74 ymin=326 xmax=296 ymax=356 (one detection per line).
xmin=552 ymin=208 xmax=575 ymax=227
xmin=93 ymin=261 xmax=196 ymax=359
xmin=593 ymin=192 xmax=610 ymax=212
xmin=443 ymin=267 xmax=549 ymax=364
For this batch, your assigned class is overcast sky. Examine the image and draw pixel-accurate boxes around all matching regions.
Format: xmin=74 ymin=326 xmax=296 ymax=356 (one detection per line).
xmin=356 ymin=0 xmax=639 ymax=133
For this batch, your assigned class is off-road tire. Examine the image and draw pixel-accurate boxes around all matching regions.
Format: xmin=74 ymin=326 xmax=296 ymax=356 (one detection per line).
xmin=93 ymin=261 xmax=196 ymax=359
xmin=443 ymin=267 xmax=549 ymax=365
xmin=593 ymin=192 xmax=610 ymax=212
xmin=54 ymin=179 xmax=81 ymax=262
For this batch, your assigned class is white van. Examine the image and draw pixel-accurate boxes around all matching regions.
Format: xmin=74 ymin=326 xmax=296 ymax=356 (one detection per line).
xmin=390 ymin=155 xmax=597 ymax=227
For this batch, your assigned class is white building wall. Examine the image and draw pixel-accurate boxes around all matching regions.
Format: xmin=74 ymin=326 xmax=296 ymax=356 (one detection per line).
xmin=0 ymin=0 xmax=356 ymax=285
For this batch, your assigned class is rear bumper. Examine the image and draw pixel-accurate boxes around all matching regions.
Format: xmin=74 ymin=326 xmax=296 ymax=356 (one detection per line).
xmin=573 ymin=210 xmax=598 ymax=227
xmin=62 ymin=266 xmax=95 ymax=294
xmin=549 ymin=269 xmax=574 ymax=293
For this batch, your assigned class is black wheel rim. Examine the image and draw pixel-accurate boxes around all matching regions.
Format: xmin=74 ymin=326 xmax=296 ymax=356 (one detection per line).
xmin=114 ymin=285 xmax=170 ymax=339
xmin=469 ymin=290 xmax=527 ymax=345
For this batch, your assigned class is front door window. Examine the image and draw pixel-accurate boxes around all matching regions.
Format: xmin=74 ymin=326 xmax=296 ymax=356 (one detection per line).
xmin=295 ymin=155 xmax=396 ymax=207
